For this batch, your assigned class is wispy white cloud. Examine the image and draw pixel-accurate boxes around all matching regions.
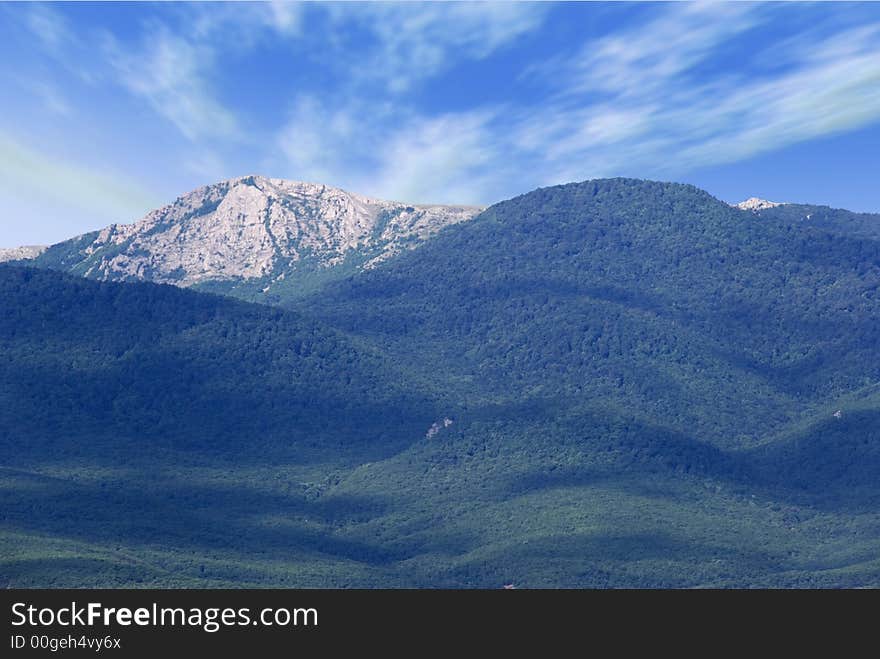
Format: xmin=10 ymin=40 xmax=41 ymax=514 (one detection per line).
xmin=669 ymin=28 xmax=880 ymax=169
xmin=366 ymin=110 xmax=501 ymax=204
xmin=12 ymin=4 xmax=236 ymax=141
xmin=272 ymin=2 xmax=547 ymax=201
xmin=14 ymin=4 xmax=99 ymax=84
xmin=563 ymin=3 xmax=762 ymax=97
xmin=104 ymin=27 xmax=238 ymax=141
xmin=277 ymin=96 xmax=500 ymax=204
xmin=15 ymin=3 xmax=305 ymax=143
xmin=8 ymin=1 xmax=880 ymax=224
xmin=278 ymin=96 xmax=367 ymax=187
xmin=265 ymin=0 xmax=303 ymax=35
xmin=274 ymin=3 xmax=880 ymax=204
xmin=325 ymin=2 xmax=548 ymax=92
xmin=509 ymin=5 xmax=880 ymax=185
xmin=22 ymin=3 xmax=74 ymax=55
xmin=97 ymin=2 xmax=308 ymax=143
xmin=14 ymin=78 xmax=72 ymax=117
xmin=186 ymin=0 xmax=304 ymax=43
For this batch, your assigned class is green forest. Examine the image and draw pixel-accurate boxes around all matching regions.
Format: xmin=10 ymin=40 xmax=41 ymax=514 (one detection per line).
xmin=3 ymin=179 xmax=880 ymax=587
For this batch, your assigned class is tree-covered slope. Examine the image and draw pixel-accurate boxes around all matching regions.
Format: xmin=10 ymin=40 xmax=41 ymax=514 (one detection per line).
xmin=299 ymin=179 xmax=880 ymax=450
xmin=0 ymin=265 xmax=436 ymax=463
xmin=747 ymin=202 xmax=880 ymax=240
xmin=0 ymin=266 xmax=443 ymax=587
xmin=3 ymin=178 xmax=880 ymax=588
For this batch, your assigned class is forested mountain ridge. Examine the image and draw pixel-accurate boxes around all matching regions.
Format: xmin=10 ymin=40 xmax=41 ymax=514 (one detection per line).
xmin=744 ymin=200 xmax=880 ymax=240
xmin=3 ymin=178 xmax=880 ymax=588
xmin=299 ymin=178 xmax=880 ymax=450
xmin=0 ymin=264 xmax=437 ymax=462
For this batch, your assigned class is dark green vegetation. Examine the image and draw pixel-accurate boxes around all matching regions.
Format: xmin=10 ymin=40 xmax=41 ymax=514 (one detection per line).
xmin=302 ymin=180 xmax=880 ymax=448
xmin=753 ymin=202 xmax=880 ymax=240
xmin=3 ymin=179 xmax=880 ymax=587
xmin=0 ymin=266 xmax=433 ymax=462
xmin=0 ymin=267 xmax=439 ymax=586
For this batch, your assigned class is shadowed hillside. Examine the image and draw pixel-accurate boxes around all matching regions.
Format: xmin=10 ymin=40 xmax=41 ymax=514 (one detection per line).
xmin=0 ymin=265 xmax=436 ymax=464
xmin=301 ymin=179 xmax=880 ymax=449
xmin=3 ymin=179 xmax=880 ymax=588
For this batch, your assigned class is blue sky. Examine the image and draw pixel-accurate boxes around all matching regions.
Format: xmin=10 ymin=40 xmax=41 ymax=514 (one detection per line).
xmin=1 ymin=1 xmax=879 ymax=247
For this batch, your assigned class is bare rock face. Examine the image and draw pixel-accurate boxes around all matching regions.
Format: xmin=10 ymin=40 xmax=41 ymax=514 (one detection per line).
xmin=735 ymin=197 xmax=785 ymax=212
xmin=41 ymin=176 xmax=482 ymax=291
xmin=0 ymin=245 xmax=47 ymax=263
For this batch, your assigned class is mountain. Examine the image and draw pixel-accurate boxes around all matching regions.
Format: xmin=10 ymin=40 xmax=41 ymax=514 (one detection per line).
xmin=3 ymin=178 xmax=880 ymax=588
xmin=742 ymin=200 xmax=880 ymax=240
xmin=0 ymin=245 xmax=46 ymax=262
xmin=0 ymin=265 xmax=435 ymax=461
xmin=289 ymin=178 xmax=880 ymax=585
xmin=0 ymin=265 xmax=450 ymax=587
xmin=23 ymin=175 xmax=482 ymax=301
xmin=301 ymin=178 xmax=880 ymax=449
xmin=734 ymin=197 xmax=784 ymax=211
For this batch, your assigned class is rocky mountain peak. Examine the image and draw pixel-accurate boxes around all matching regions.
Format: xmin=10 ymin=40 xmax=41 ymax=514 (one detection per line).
xmin=735 ymin=197 xmax=785 ymax=211
xmin=43 ymin=176 xmax=483 ymax=290
xmin=0 ymin=245 xmax=47 ymax=263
